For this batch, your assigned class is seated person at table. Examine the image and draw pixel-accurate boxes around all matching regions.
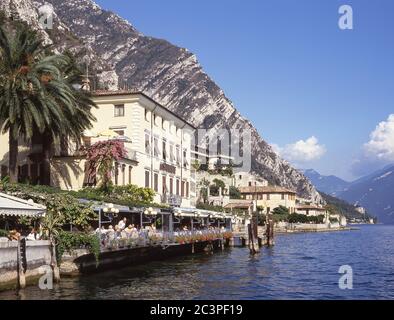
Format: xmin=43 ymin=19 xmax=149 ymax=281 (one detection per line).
xmin=125 ymin=224 xmax=133 ymax=235
xmin=107 ymin=225 xmax=115 ymax=241
xmin=118 ymin=217 xmax=127 ymax=230
xmin=8 ymin=229 xmax=21 ymax=241
xmin=114 ymin=225 xmax=122 ymax=239
xmin=26 ymin=227 xmax=39 ymax=241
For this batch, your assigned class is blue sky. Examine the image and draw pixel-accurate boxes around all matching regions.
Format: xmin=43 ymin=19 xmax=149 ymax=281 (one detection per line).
xmin=95 ymin=0 xmax=394 ymax=181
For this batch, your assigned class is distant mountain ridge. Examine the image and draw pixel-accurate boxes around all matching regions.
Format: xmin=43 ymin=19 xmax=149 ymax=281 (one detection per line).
xmin=302 ymin=169 xmax=351 ymax=196
xmin=339 ymin=164 xmax=394 ymax=224
xmin=303 ymin=166 xmax=394 ymax=224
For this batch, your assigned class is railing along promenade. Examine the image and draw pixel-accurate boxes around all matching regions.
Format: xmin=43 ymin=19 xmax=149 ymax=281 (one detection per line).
xmin=96 ymin=229 xmax=233 ymax=251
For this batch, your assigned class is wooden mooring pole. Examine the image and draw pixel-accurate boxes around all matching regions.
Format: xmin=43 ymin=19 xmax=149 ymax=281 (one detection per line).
xmin=248 ymin=213 xmax=260 ymax=254
xmin=17 ymin=238 xmax=27 ymax=289
xmin=265 ymin=217 xmax=275 ymax=246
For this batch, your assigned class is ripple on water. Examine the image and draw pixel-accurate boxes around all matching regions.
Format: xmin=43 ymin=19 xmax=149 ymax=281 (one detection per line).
xmin=0 ymin=225 xmax=393 ymax=300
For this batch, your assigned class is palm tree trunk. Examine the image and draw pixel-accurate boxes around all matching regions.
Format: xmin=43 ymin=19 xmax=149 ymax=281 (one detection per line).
xmin=41 ymin=130 xmax=53 ymax=185
xmin=50 ymin=235 xmax=60 ymax=282
xmin=8 ymin=127 xmax=18 ymax=183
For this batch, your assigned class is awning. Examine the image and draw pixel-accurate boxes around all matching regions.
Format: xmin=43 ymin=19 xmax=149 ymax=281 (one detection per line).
xmin=173 ymin=207 xmax=232 ymax=219
xmin=0 ymin=193 xmax=46 ymax=217
xmin=78 ymin=199 xmax=132 ymax=213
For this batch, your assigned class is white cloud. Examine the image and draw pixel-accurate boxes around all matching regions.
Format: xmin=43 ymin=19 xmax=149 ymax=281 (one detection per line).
xmin=364 ymin=114 xmax=394 ymax=161
xmin=272 ymin=136 xmax=326 ymax=163
xmin=270 ymin=143 xmax=282 ymax=155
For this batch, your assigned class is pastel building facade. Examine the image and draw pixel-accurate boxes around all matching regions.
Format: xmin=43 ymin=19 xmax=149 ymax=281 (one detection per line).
xmin=0 ymin=91 xmax=196 ymax=208
xmin=295 ymin=204 xmax=329 ymax=218
xmin=239 ymin=186 xmax=297 ymax=214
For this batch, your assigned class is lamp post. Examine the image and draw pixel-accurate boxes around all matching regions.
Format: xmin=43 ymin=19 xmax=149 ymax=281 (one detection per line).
xmin=101 ymin=203 xmax=120 ymax=230
xmin=143 ymin=207 xmax=157 ymax=229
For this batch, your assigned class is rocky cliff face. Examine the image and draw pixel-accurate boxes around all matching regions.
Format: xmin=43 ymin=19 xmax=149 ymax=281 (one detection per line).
xmin=1 ymin=0 xmax=322 ymax=202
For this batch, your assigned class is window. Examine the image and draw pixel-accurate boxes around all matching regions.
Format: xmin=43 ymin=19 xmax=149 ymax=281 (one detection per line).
xmin=114 ymin=162 xmax=119 ymax=185
xmin=162 ymin=140 xmax=167 ymax=161
xmin=153 ymin=114 xmax=158 ymax=126
xmin=154 ymin=173 xmax=159 ymax=192
xmin=162 ymin=175 xmax=167 ymax=194
xmin=83 ymin=136 xmax=91 ymax=147
xmin=145 ymin=133 xmax=151 ymax=154
xmin=114 ymin=130 xmax=125 ymax=148
xmin=18 ymin=164 xmax=29 ymax=183
xmin=176 ymin=145 xmax=181 ymax=165
xmin=114 ymin=104 xmax=125 ymax=117
xmin=162 ymin=120 xmax=166 ymax=131
xmin=145 ymin=171 xmax=150 ymax=188
xmin=186 ymin=182 xmax=189 ymax=198
xmin=181 ymin=181 xmax=185 ymax=197
xmin=30 ymin=164 xmax=38 ymax=184
xmin=239 ymin=175 xmax=242 ymax=180
xmin=281 ymin=194 xmax=285 ymax=200
xmin=183 ymin=149 xmax=188 ymax=169
xmin=114 ymin=130 xmax=124 ymax=136
xmin=176 ymin=179 xmax=180 ymax=196
xmin=145 ymin=109 xmax=149 ymax=121
xmin=170 ymin=177 xmax=174 ymax=195
xmin=128 ymin=166 xmax=132 ymax=184
xmin=170 ymin=144 xmax=175 ymax=163
xmin=248 ymin=181 xmax=252 ymax=187
xmin=267 ymin=194 xmax=270 ymax=200
xmin=1 ymin=165 xmax=8 ymax=179
xmin=122 ymin=164 xmax=126 ymax=185
xmin=154 ymin=137 xmax=159 ymax=158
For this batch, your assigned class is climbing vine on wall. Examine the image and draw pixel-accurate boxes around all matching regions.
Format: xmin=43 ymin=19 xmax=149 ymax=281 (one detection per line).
xmin=86 ymin=140 xmax=128 ymax=193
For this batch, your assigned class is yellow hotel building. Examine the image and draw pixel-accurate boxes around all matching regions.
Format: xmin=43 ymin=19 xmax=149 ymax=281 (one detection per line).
xmin=0 ymin=91 xmax=196 ymax=208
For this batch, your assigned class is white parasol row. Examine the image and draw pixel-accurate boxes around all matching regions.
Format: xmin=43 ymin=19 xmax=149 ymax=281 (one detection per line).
xmin=0 ymin=192 xmax=46 ymax=217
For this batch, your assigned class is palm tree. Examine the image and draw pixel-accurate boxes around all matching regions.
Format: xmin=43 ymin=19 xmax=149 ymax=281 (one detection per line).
xmin=0 ymin=23 xmax=96 ymax=184
xmin=38 ymin=53 xmax=96 ymax=185
xmin=40 ymin=209 xmax=64 ymax=282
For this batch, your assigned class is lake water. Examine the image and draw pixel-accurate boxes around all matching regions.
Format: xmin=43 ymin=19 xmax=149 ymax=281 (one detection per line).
xmin=1 ymin=225 xmax=393 ymax=300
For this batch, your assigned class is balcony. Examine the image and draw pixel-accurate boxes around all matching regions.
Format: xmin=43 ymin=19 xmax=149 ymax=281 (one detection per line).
xmin=162 ymin=194 xmax=182 ymax=207
xmin=125 ymin=148 xmax=138 ymax=162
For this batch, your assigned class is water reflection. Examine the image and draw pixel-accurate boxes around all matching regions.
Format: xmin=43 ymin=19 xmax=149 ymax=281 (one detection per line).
xmin=1 ymin=225 xmax=393 ymax=300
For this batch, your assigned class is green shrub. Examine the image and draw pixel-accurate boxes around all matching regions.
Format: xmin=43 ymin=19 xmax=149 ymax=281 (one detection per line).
xmin=229 ymin=186 xmax=241 ymax=199
xmin=288 ymin=214 xmax=308 ymax=223
xmin=196 ymin=203 xmax=224 ymax=213
xmin=57 ymin=231 xmax=100 ymax=265
xmin=272 ymin=206 xmax=290 ymax=215
xmin=287 ymin=213 xmax=325 ymax=224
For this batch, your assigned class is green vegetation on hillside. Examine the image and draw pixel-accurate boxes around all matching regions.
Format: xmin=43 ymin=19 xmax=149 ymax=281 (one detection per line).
xmin=320 ymin=191 xmax=369 ymax=220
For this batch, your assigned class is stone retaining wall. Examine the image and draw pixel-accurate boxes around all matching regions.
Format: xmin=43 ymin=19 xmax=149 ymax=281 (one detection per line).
xmin=0 ymin=240 xmax=51 ymax=290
